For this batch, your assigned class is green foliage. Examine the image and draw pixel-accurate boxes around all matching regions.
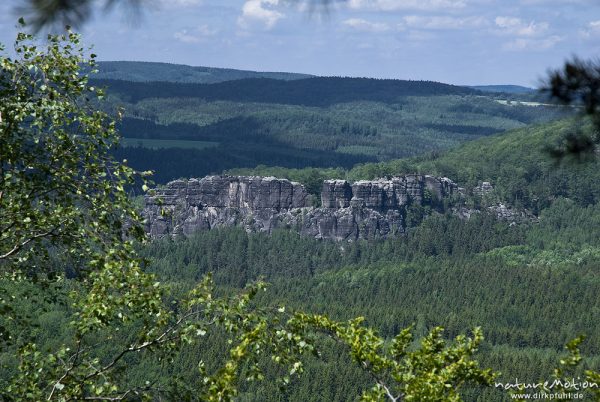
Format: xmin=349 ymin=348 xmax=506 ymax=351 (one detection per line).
xmin=0 ymin=22 xmax=158 ymax=338
xmin=550 ymin=337 xmax=600 ymax=400
xmin=1 ymin=27 xmax=121 ymax=267
xmin=504 ymin=337 xmax=600 ymax=401
xmin=3 ymin=274 xmax=316 ymax=401
xmin=0 ymin=22 xmax=159 ymax=399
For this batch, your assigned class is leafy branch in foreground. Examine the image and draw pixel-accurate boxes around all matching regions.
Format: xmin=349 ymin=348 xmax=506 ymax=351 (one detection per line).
xmin=550 ymin=337 xmax=600 ymax=401
xmin=6 ymin=274 xmax=315 ymax=401
xmin=505 ymin=336 xmax=600 ymax=401
xmin=0 ymin=19 xmax=145 ymax=275
xmin=289 ymin=314 xmax=496 ymax=401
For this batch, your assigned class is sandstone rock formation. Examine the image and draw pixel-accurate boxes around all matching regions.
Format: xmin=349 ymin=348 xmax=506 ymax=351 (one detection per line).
xmin=473 ymin=181 xmax=494 ymax=196
xmin=144 ymin=175 xmax=457 ymax=241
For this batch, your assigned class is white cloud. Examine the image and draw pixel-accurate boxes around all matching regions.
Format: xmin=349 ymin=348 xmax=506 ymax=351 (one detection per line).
xmin=494 ymin=16 xmax=558 ymax=51
xmin=400 ymin=15 xmax=488 ymax=30
xmin=502 ymin=35 xmax=563 ymax=51
xmin=580 ymin=20 xmax=600 ymax=38
xmin=519 ymin=0 xmax=592 ymax=4
xmin=495 ymin=16 xmax=549 ymax=37
xmin=342 ymin=18 xmax=390 ymax=32
xmin=347 ymin=0 xmax=467 ymax=11
xmin=159 ymin=0 xmax=203 ymax=8
xmin=174 ymin=25 xmax=217 ymax=43
xmin=238 ymin=0 xmax=284 ymax=30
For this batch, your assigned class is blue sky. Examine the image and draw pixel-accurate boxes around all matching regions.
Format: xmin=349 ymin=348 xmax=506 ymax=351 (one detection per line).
xmin=1 ymin=0 xmax=599 ymax=86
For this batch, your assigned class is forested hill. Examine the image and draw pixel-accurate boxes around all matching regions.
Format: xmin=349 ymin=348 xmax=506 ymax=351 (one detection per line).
xmin=91 ymin=76 xmax=479 ymax=106
xmin=350 ymin=118 xmax=600 ymax=211
xmin=233 ymin=117 xmax=600 ymax=214
xmin=99 ymin=70 xmax=569 ymax=184
xmin=93 ymin=61 xmax=313 ymax=83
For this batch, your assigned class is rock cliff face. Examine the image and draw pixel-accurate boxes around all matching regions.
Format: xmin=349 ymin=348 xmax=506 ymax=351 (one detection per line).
xmin=144 ymin=175 xmax=457 ymax=241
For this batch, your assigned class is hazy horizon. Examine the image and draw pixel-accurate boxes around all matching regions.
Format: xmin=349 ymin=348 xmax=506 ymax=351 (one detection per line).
xmin=91 ymin=59 xmax=539 ymax=88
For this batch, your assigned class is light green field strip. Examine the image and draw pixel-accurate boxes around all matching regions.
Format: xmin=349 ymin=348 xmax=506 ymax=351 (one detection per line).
xmin=121 ymin=138 xmax=219 ymax=150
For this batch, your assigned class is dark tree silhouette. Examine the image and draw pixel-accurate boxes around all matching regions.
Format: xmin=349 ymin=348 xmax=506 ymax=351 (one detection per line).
xmin=542 ymin=58 xmax=600 ymax=159
xmin=16 ymin=0 xmax=331 ymax=31
xmin=16 ymin=0 xmax=143 ymax=30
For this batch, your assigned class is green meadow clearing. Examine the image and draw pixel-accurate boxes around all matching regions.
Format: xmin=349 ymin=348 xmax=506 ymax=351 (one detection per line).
xmin=121 ymin=137 xmax=219 ymax=150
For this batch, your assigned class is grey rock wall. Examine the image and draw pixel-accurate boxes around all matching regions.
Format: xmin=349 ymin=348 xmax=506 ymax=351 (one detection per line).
xmin=144 ymin=175 xmax=457 ymax=241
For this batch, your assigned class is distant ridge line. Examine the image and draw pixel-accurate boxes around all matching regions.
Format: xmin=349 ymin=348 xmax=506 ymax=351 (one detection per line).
xmin=90 ymin=76 xmax=479 ymax=107
xmin=93 ymin=61 xmax=314 ymax=84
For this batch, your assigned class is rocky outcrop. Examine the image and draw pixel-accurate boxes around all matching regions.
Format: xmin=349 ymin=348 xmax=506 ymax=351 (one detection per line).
xmin=473 ymin=181 xmax=494 ymax=196
xmin=144 ymin=176 xmax=309 ymax=237
xmin=144 ymin=175 xmax=458 ymax=241
xmin=452 ymin=203 xmax=537 ymax=224
xmin=488 ymin=203 xmax=537 ymax=224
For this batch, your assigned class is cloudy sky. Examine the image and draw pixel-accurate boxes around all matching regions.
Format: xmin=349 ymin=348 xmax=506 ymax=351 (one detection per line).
xmin=1 ymin=0 xmax=599 ymax=86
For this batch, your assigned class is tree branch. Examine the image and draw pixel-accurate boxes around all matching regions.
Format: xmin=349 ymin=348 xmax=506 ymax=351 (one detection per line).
xmin=82 ymin=309 xmax=201 ymax=382
xmin=47 ymin=339 xmax=82 ymax=400
xmin=0 ymin=225 xmax=62 ymax=260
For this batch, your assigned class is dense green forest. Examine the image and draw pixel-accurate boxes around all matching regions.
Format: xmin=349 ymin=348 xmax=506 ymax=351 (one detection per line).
xmin=97 ymin=74 xmax=569 ymax=183
xmin=94 ymin=77 xmax=481 ymax=105
xmin=143 ymin=207 xmax=600 ymax=401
